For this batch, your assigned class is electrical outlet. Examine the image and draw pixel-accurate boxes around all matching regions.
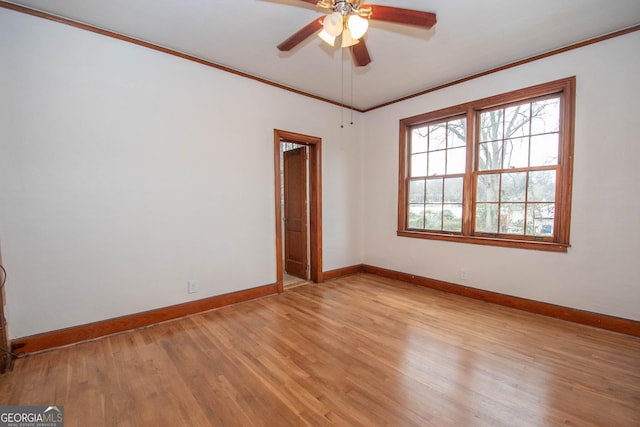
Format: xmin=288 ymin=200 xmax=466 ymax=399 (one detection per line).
xmin=188 ymin=280 xmax=199 ymax=294
xmin=459 ymin=270 xmax=469 ymax=281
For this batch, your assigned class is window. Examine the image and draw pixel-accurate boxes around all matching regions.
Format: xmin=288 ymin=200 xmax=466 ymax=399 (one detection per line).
xmin=398 ymin=77 xmax=575 ymax=252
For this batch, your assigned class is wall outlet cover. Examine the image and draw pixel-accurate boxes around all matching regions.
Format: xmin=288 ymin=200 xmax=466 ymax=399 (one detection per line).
xmin=188 ymin=280 xmax=199 ymax=294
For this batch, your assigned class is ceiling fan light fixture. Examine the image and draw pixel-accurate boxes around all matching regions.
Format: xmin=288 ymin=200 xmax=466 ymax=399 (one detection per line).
xmin=318 ymin=29 xmax=337 ymax=46
xmin=347 ymin=14 xmax=368 ymax=40
xmin=323 ymin=12 xmax=344 ymax=37
xmin=341 ymin=28 xmax=359 ymax=48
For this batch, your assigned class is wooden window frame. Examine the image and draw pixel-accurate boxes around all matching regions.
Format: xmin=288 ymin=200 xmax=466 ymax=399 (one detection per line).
xmin=397 ymin=77 xmax=576 ymax=252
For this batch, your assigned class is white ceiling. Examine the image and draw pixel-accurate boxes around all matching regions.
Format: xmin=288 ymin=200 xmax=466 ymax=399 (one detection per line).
xmin=4 ymin=0 xmax=640 ymax=110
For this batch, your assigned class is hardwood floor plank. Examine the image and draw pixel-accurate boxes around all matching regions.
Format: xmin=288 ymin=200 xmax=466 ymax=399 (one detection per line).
xmin=1 ymin=274 xmax=639 ymax=426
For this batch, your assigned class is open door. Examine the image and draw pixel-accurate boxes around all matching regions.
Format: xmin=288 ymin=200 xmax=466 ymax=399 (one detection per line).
xmin=283 ymin=147 xmax=308 ymax=279
xmin=274 ymin=129 xmax=322 ymax=293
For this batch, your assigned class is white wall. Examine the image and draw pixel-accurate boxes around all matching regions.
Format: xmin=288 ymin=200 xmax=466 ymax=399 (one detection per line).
xmin=0 ymin=8 xmax=363 ymax=338
xmin=2 ymin=8 xmax=638 ymax=340
xmin=362 ymin=31 xmax=640 ymax=321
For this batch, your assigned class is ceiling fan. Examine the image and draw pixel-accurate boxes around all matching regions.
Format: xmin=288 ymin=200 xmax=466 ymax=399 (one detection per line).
xmin=277 ymin=0 xmax=437 ymax=67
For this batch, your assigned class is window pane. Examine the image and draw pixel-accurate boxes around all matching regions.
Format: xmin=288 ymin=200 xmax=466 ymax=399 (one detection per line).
xmin=444 ymin=177 xmax=463 ymax=203
xmin=429 ymin=124 xmax=447 ymax=150
xmin=478 ymin=141 xmax=503 ymax=171
xmin=528 ymin=170 xmax=556 ymax=202
xmin=530 ymin=134 xmax=559 ymax=166
xmin=425 ymin=204 xmax=442 ymax=229
xmin=428 ymin=150 xmax=446 ymax=176
xmin=500 ymin=203 xmax=525 ymax=234
xmin=526 ymin=203 xmax=555 ymax=236
xmin=477 ymin=173 xmax=500 ymax=202
xmin=501 ymin=172 xmax=527 ymax=202
xmin=408 ymin=179 xmax=425 ymax=204
xmin=448 ymin=119 xmax=466 ymax=148
xmin=425 ymin=178 xmax=443 ymax=203
xmin=479 ymin=109 xmax=503 ymax=142
xmin=503 ymin=137 xmax=529 ymax=169
xmin=408 ymin=206 xmax=425 ymax=229
xmin=443 ymin=204 xmax=463 ymax=232
xmin=410 ymin=153 xmax=427 ymax=177
xmin=504 ymin=103 xmax=531 ymax=138
xmin=411 ymin=127 xmax=428 ymax=153
xmin=531 ymin=98 xmax=560 ymax=135
xmin=475 ymin=203 xmax=498 ymax=233
xmin=447 ymin=147 xmax=466 ymax=174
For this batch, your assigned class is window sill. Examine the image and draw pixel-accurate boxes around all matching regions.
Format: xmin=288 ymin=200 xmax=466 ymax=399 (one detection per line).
xmin=397 ymin=230 xmax=569 ymax=252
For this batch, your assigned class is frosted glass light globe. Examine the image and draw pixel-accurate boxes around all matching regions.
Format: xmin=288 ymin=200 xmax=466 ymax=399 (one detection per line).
xmin=323 ymin=12 xmax=344 ymax=37
xmin=348 ymin=14 xmax=368 ymax=40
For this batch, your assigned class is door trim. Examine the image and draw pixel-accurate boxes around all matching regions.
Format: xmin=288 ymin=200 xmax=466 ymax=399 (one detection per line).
xmin=274 ymin=129 xmax=323 ymax=292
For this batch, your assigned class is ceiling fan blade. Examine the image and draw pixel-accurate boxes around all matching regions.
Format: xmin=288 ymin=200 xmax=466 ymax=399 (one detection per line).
xmin=363 ymin=4 xmax=437 ymax=28
xmin=352 ymin=39 xmax=371 ymax=67
xmin=277 ymin=19 xmax=323 ymax=51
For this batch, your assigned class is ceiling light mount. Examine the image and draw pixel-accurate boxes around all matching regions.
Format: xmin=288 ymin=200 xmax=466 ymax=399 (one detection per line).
xmin=318 ymin=0 xmax=369 ymax=48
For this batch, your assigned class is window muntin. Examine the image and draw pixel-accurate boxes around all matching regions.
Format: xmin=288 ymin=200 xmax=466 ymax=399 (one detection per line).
xmin=398 ymin=78 xmax=575 ymax=252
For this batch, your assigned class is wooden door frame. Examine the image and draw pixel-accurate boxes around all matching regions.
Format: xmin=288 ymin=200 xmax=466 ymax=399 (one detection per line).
xmin=274 ymin=129 xmax=323 ymax=292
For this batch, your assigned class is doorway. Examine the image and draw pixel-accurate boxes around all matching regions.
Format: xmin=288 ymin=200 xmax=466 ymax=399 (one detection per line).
xmin=274 ymin=129 xmax=323 ymax=292
xmin=283 ymin=144 xmax=308 ymax=283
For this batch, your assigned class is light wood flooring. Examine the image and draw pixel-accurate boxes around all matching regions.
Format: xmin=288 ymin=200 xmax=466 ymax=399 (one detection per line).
xmin=283 ymin=271 xmax=308 ymax=289
xmin=282 ymin=271 xmax=308 ymax=288
xmin=1 ymin=273 xmax=639 ymax=426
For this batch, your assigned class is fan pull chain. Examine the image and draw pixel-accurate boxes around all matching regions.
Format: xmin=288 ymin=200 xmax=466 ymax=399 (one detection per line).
xmin=339 ymin=47 xmax=355 ymax=128
xmin=350 ymin=57 xmax=354 ymax=125
xmin=340 ymin=48 xmax=345 ymax=128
